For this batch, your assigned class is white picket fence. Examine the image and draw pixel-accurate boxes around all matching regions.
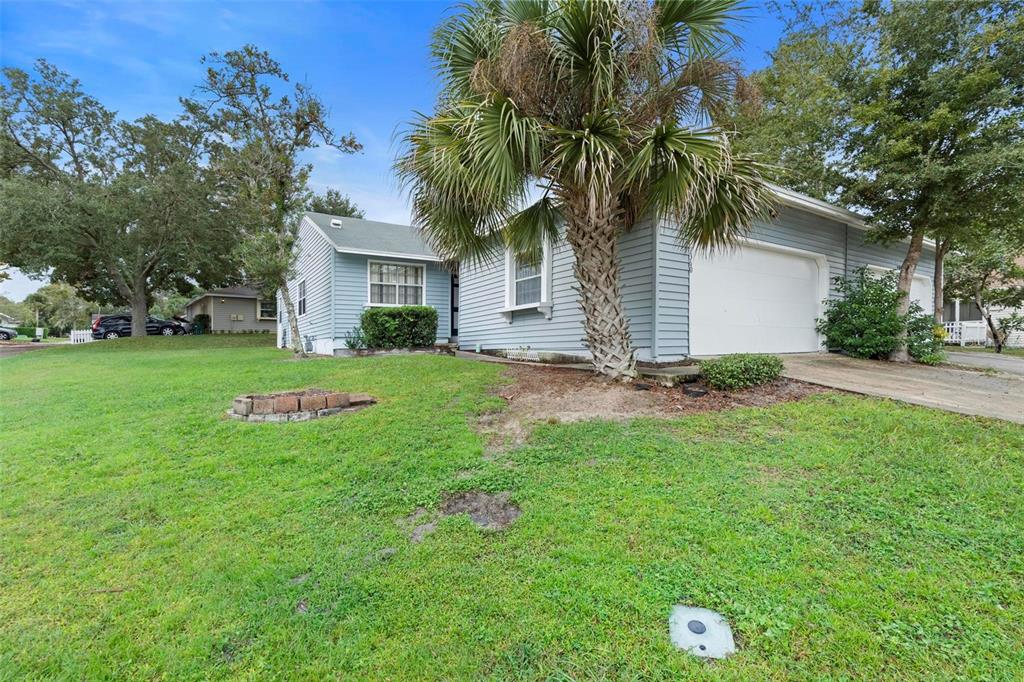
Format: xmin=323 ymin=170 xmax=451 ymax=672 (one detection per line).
xmin=70 ymin=329 xmax=94 ymax=344
xmin=943 ymin=321 xmax=987 ymax=346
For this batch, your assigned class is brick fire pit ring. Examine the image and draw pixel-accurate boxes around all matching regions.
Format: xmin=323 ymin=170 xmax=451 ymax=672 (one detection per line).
xmin=228 ymin=388 xmax=375 ymax=423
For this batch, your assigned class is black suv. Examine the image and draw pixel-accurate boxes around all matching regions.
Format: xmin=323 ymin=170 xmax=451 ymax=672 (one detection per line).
xmin=91 ymin=315 xmax=182 ymax=339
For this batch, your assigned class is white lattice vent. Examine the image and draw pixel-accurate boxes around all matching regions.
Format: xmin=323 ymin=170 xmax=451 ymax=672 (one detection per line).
xmin=501 ymin=348 xmax=540 ymax=362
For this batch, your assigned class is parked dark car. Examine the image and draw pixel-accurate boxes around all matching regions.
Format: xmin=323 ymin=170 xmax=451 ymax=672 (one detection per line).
xmin=91 ymin=315 xmax=184 ymax=339
xmin=171 ymin=315 xmax=192 ymax=334
xmin=0 ymin=325 xmax=16 ymax=341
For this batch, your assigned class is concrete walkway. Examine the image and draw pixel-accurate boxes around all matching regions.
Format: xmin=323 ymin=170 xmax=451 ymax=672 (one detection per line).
xmin=946 ymin=351 xmax=1024 ymax=377
xmin=781 ymin=353 xmax=1024 ymax=424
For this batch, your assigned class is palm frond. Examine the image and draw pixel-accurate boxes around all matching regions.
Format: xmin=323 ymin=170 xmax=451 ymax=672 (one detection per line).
xmin=683 ymin=153 xmax=777 ymax=252
xmin=503 ymin=194 xmax=562 ymax=259
xmin=654 ymin=0 xmax=741 ymax=60
xmin=624 ymin=123 xmax=775 ymax=249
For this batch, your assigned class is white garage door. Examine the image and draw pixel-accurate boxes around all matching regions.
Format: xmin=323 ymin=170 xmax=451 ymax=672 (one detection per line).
xmin=690 ymin=244 xmax=825 ymax=355
xmin=867 ymin=266 xmax=933 ymax=315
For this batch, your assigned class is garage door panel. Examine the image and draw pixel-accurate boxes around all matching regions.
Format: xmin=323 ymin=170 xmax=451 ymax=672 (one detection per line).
xmin=691 ymin=245 xmax=824 ymax=355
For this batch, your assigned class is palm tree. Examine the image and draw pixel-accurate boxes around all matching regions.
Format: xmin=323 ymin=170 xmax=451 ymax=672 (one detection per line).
xmin=397 ymin=0 xmax=775 ymax=379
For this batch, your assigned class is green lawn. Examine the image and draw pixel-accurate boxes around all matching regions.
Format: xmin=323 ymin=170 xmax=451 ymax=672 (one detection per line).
xmin=2 ymin=336 xmax=1022 ymax=680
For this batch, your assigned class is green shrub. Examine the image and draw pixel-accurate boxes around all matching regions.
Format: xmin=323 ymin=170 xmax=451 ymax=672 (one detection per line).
xmin=700 ymin=353 xmax=783 ymax=390
xmin=344 ymin=326 xmax=367 ymax=350
xmin=817 ymin=268 xmax=943 ymax=363
xmin=14 ymin=326 xmax=47 ymax=338
xmin=905 ymin=313 xmax=945 ymax=364
xmin=360 ymin=306 xmax=438 ymax=349
xmin=191 ymin=314 xmax=211 ymax=335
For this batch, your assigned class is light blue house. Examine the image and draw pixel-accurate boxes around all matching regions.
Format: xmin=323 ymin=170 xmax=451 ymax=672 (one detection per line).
xmin=282 ymin=187 xmax=936 ymax=359
xmin=278 ymin=213 xmax=455 ymax=355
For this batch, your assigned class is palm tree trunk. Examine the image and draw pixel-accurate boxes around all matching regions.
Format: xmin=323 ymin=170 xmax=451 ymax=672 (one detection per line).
xmin=564 ymin=200 xmax=637 ymax=380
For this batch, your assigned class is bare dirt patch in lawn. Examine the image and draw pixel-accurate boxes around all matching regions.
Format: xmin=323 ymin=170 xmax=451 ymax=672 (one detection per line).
xmin=478 ymin=363 xmax=829 ymax=453
xmin=400 ymin=491 xmax=522 ymax=542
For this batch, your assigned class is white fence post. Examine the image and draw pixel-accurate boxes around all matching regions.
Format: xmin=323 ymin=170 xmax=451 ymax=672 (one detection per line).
xmin=70 ymin=329 xmax=95 ymax=344
xmin=943 ymin=321 xmax=987 ymax=347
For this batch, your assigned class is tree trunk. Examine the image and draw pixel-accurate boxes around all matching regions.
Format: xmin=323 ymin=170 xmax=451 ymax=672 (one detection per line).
xmin=889 ymin=227 xmax=926 ymax=362
xmin=279 ymin=279 xmax=305 ymax=355
xmin=563 ymin=200 xmax=637 ymax=380
xmin=933 ymin=239 xmax=949 ymax=324
xmin=977 ymin=292 xmax=1003 ymax=353
xmin=130 ymin=286 xmax=148 ymax=338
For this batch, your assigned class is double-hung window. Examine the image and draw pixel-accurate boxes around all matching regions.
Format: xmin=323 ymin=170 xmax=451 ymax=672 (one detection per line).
xmin=259 ymin=298 xmax=277 ymax=320
xmin=513 ymin=253 xmax=542 ymax=306
xmin=503 ymin=239 xmax=552 ymax=320
xmin=297 ymin=280 xmax=306 ymax=315
xmin=369 ymin=262 xmax=424 ymax=305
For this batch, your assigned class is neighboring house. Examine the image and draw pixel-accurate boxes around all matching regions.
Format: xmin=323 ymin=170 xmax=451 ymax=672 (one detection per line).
xmin=284 ymin=188 xmax=937 ymax=359
xmin=0 ymin=312 xmax=20 ymax=326
xmin=944 ymin=255 xmax=1024 ymax=347
xmin=185 ymin=287 xmax=277 ymax=333
xmin=458 ymin=185 xmax=936 ymax=360
xmin=278 ymin=213 xmax=454 ymax=354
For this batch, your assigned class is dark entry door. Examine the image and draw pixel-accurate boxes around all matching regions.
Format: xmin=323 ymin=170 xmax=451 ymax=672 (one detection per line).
xmin=450 ymin=272 xmax=459 ymax=338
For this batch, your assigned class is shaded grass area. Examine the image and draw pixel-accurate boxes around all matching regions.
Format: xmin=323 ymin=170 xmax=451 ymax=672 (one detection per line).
xmin=1 ymin=335 xmax=1022 ymax=680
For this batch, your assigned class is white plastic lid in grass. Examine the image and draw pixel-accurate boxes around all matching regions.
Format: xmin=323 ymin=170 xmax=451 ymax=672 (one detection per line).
xmin=669 ymin=605 xmax=736 ymax=659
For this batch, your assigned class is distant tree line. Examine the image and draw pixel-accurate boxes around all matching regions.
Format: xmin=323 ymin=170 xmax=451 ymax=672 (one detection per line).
xmin=0 ymin=48 xmax=361 ymax=345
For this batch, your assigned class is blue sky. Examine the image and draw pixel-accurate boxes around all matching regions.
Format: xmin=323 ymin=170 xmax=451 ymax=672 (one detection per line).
xmin=0 ymin=0 xmax=786 ymax=299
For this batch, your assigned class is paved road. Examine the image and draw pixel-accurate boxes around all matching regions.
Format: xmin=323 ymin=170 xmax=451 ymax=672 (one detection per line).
xmin=946 ymin=351 xmax=1024 ymax=377
xmin=781 ymin=353 xmax=1024 ymax=424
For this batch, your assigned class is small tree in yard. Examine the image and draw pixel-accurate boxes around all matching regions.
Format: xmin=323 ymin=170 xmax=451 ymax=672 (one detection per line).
xmin=23 ymin=282 xmax=92 ymax=334
xmin=946 ymin=234 xmax=1024 ymax=353
xmin=0 ymin=61 xmax=234 ymax=337
xmin=398 ymin=0 xmax=774 ymax=379
xmin=185 ymin=46 xmax=361 ymax=354
xmin=730 ymin=1 xmax=1024 ymax=359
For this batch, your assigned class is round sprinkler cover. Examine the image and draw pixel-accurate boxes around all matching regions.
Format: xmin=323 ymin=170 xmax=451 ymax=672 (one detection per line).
xmin=669 ymin=605 xmax=736 ymax=659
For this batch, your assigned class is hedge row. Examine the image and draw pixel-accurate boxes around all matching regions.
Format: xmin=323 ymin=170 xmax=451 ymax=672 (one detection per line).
xmin=359 ymin=306 xmax=438 ymax=349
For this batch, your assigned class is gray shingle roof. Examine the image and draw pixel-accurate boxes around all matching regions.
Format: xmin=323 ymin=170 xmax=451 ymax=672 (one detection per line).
xmin=303 ymin=213 xmax=439 ymax=260
xmin=186 ymin=286 xmax=261 ymax=308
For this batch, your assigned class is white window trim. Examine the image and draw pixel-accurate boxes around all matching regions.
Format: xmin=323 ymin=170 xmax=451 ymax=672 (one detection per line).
xmin=256 ymin=297 xmax=277 ymax=321
xmin=365 ymin=259 xmax=428 ymax=307
xmin=297 ymin=280 xmax=307 ymax=316
xmin=502 ymin=238 xmax=553 ymax=321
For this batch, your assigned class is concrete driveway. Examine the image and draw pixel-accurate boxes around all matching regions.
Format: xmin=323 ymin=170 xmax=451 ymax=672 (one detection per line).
xmin=945 ymin=350 xmax=1024 ymax=377
xmin=781 ymin=353 xmax=1024 ymax=424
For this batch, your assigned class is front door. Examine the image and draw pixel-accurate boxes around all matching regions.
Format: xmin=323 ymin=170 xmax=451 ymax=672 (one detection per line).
xmin=450 ymin=272 xmax=459 ymax=338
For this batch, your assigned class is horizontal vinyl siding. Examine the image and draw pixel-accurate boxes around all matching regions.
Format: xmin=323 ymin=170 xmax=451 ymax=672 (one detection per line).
xmin=209 ymin=296 xmax=275 ymax=333
xmin=281 ymin=219 xmax=334 ymax=346
xmin=333 ymin=253 xmax=451 ymax=344
xmin=655 ymin=220 xmax=690 ymax=359
xmin=845 ymin=230 xmax=936 ymax=283
xmin=458 ymin=223 xmax=655 ymax=360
